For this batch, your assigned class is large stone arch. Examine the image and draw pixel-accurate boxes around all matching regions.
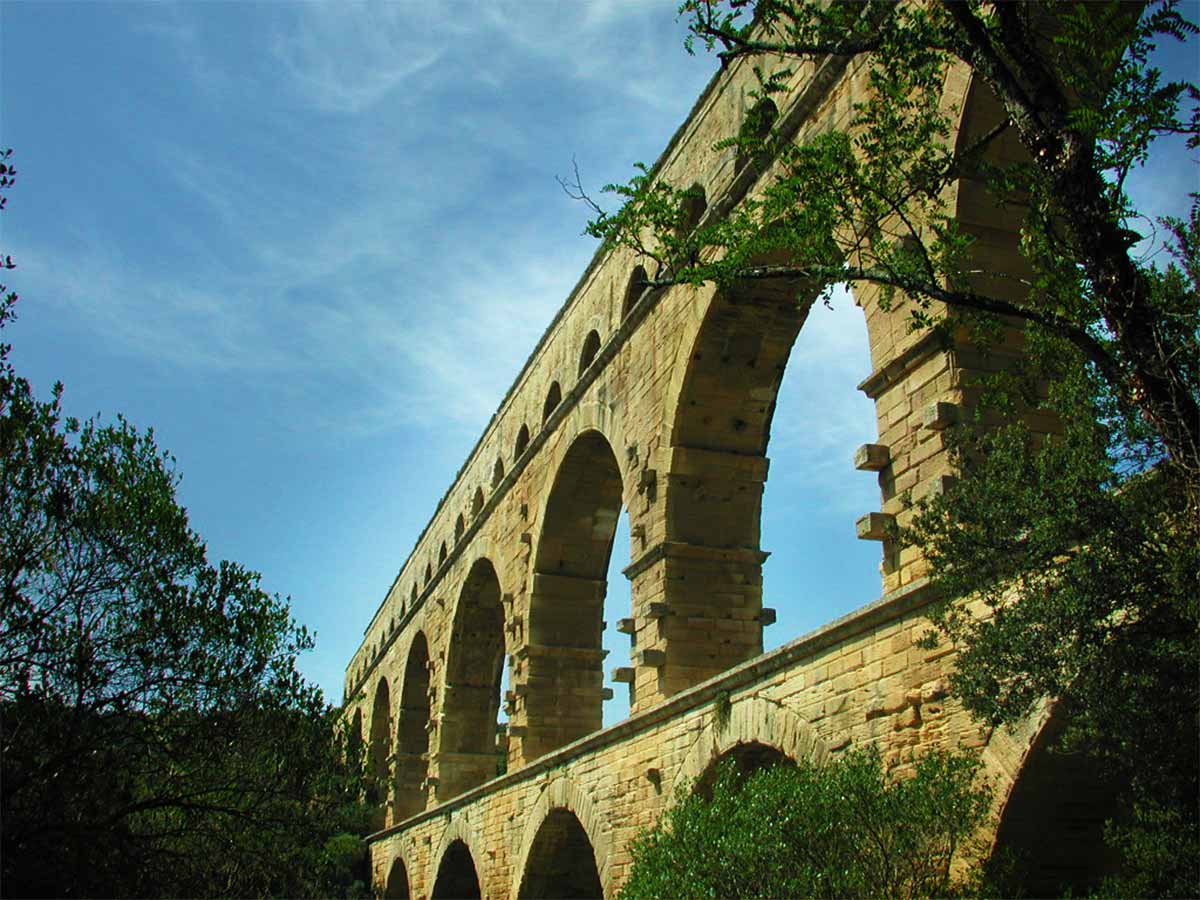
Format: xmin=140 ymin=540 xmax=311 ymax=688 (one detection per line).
xmin=511 ymin=776 xmax=611 ymax=900
xmin=514 ymin=428 xmax=629 ymax=762
xmin=380 ymin=839 xmax=420 ymax=900
xmin=981 ymin=701 xmax=1121 ymax=897
xmin=621 ymin=272 xmax=822 ymax=710
xmin=428 ymin=814 xmax=488 ymax=900
xmin=948 ymin=69 xmax=1035 ymax=296
xmin=671 ymin=694 xmax=826 ymax=796
xmin=349 ymin=707 xmax=364 ymax=759
xmin=394 ymin=631 xmax=431 ymax=822
xmin=368 ymin=677 xmax=393 ymax=824
xmin=437 ymin=557 xmax=507 ymax=801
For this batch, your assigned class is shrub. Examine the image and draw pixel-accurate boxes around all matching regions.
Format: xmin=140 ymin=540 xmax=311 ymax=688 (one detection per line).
xmin=620 ymin=746 xmax=991 ymax=900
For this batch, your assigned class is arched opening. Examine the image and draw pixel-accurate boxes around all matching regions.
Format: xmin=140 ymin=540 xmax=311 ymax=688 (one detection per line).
xmin=735 ymin=97 xmax=778 ymax=174
xmin=671 ymin=276 xmax=812 ymax=460
xmin=520 ymin=430 xmax=624 ymax=760
xmin=348 ymin=708 xmax=364 ymax=761
xmin=438 ymin=558 xmax=507 ymax=799
xmin=367 ymin=679 xmax=392 ymax=818
xmin=621 ymin=265 xmax=648 ymax=320
xmin=438 ymin=542 xmax=448 ymax=565
xmin=990 ymin=711 xmax=1121 ymax=896
xmin=693 ymin=740 xmax=794 ymax=801
xmin=454 ymin=514 xmax=465 ymax=542
xmin=471 ymin=486 xmax=484 ymax=517
xmin=602 ymin=509 xmax=632 ymax=727
xmin=492 ymin=456 xmax=505 ymax=487
xmin=578 ymin=330 xmax=601 ymax=376
xmin=678 ymin=182 xmax=707 ymax=233
xmin=754 ymin=283 xmax=879 ymax=649
xmin=431 ymin=839 xmax=481 ymax=900
xmin=393 ymin=632 xmax=431 ymax=821
xmin=654 ymin=270 xmax=820 ymax=700
xmin=384 ymin=856 xmax=410 ymax=900
xmin=517 ymin=809 xmax=603 ymax=900
xmin=411 ymin=584 xmax=418 ymax=605
xmin=542 ymin=382 xmax=562 ymax=425
xmin=424 ymin=564 xmax=432 ymax=586
xmin=514 ymin=424 xmax=531 ymax=459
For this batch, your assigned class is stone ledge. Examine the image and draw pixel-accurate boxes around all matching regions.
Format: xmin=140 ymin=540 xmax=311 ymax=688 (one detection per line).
xmin=622 ymin=540 xmax=771 ymax=581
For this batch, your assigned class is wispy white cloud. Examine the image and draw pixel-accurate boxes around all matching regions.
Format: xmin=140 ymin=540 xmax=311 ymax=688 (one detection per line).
xmin=13 ymin=209 xmax=585 ymax=445
xmin=269 ymin=3 xmax=454 ymax=115
xmin=8 ymin=0 xmax=714 ymax=456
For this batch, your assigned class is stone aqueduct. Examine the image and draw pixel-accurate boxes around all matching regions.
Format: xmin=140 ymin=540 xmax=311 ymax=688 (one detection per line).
xmin=344 ymin=39 xmax=1106 ymax=900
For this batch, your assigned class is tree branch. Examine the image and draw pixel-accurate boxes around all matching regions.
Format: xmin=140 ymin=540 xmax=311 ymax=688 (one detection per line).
xmin=649 ymin=262 xmax=1123 ymax=385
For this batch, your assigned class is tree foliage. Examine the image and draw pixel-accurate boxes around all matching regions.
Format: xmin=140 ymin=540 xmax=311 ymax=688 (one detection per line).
xmin=619 ymin=748 xmax=992 ymax=900
xmin=0 ymin=153 xmax=371 ymax=898
xmin=582 ymin=2 xmax=1199 ymax=896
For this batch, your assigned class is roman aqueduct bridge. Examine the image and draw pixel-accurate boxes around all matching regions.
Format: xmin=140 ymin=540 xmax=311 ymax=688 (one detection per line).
xmin=345 ymin=37 xmax=1106 ymax=900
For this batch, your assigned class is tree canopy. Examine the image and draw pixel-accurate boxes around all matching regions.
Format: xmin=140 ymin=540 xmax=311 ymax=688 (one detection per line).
xmin=583 ymin=2 xmax=1199 ymax=895
xmin=0 ymin=151 xmax=370 ymax=898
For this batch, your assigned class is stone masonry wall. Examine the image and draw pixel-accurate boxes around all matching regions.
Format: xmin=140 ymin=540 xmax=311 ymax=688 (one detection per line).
xmin=343 ymin=21 xmax=1059 ymax=900
xmin=367 ymin=581 xmax=1047 ymax=898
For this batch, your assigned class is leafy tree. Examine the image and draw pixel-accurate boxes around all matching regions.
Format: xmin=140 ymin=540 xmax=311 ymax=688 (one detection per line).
xmin=582 ymin=2 xmax=1198 ymax=896
xmin=619 ymin=747 xmax=992 ymax=900
xmin=0 ymin=152 xmax=371 ymax=899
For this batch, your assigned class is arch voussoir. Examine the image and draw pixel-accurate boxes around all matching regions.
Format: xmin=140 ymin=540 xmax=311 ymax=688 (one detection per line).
xmin=511 ymin=775 xmax=612 ymax=900
xmin=671 ymin=694 xmax=824 ymax=797
xmin=429 ymin=813 xmax=488 ymax=900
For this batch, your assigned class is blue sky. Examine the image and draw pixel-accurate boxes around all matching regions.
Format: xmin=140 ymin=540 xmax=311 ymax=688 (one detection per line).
xmin=2 ymin=2 xmax=1195 ymax=721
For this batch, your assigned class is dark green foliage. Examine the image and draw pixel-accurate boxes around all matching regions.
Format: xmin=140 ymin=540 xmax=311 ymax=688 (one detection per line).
xmin=619 ymin=747 xmax=992 ymax=900
xmin=908 ymin=320 xmax=1199 ymax=898
xmin=0 ymin=155 xmax=370 ymax=898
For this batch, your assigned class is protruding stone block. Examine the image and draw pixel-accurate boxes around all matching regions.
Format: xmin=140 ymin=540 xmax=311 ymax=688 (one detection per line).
xmin=638 ymin=467 xmax=658 ymax=493
xmin=611 ymin=667 xmax=635 ymax=683
xmin=647 ymin=602 xmax=671 ymax=620
xmin=856 ymin=512 xmax=895 ymax=541
xmin=758 ymin=607 xmax=777 ymax=626
xmin=922 ymin=401 xmax=959 ymax=430
xmin=616 ymin=617 xmax=636 ymax=634
xmin=637 ymin=649 xmax=667 ymax=668
xmin=506 ymin=725 xmax=527 ymax=737
xmin=923 ymin=474 xmax=959 ymax=499
xmin=853 ymin=443 xmax=890 ymax=471
xmin=601 ymin=687 xmax=614 ymax=701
